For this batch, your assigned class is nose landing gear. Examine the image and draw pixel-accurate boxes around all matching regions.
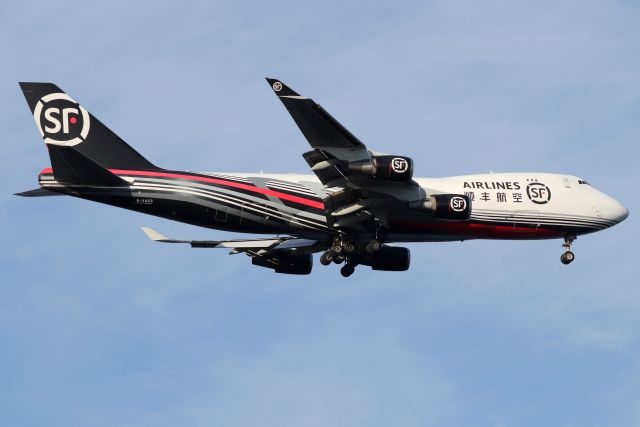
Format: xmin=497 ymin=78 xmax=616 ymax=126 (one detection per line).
xmin=561 ymin=235 xmax=576 ymax=265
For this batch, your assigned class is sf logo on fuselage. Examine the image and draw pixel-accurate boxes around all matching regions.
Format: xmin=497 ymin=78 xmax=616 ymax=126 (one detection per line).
xmin=33 ymin=92 xmax=90 ymax=146
xmin=527 ymin=182 xmax=551 ymax=204
xmin=391 ymin=157 xmax=409 ymax=173
xmin=449 ymin=196 xmax=467 ymax=212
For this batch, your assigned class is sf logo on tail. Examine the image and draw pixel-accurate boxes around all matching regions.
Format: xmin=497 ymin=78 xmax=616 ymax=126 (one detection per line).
xmin=33 ymin=92 xmax=90 ymax=146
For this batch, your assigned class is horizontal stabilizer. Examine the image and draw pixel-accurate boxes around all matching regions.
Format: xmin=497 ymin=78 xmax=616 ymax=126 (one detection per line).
xmin=15 ymin=188 xmax=64 ymax=197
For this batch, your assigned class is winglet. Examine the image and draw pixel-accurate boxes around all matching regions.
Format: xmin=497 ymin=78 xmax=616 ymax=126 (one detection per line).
xmin=265 ymin=78 xmax=305 ymax=98
xmin=141 ymin=226 xmax=169 ymax=242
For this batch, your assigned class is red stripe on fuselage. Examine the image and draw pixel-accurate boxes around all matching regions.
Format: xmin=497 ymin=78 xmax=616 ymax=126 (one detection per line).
xmin=109 ymin=169 xmax=325 ymax=210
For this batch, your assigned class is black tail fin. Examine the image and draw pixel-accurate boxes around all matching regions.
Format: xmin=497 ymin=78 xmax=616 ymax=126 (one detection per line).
xmin=19 ymin=82 xmax=159 ymax=172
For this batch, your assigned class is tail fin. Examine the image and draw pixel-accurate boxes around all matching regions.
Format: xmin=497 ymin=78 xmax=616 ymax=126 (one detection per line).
xmin=19 ymin=82 xmax=159 ymax=172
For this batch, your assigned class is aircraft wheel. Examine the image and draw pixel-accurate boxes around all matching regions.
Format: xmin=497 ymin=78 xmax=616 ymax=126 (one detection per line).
xmin=344 ymin=242 xmax=355 ymax=254
xmin=560 ymin=251 xmax=575 ymax=265
xmin=320 ymin=251 xmax=333 ymax=266
xmin=333 ymin=254 xmax=346 ymax=265
xmin=366 ymin=239 xmax=380 ymax=253
xmin=332 ymin=244 xmax=343 ymax=254
xmin=340 ymin=263 xmax=355 ymax=277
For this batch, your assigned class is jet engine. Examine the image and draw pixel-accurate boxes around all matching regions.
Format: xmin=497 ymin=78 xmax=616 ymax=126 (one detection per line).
xmin=347 ymin=155 xmax=414 ymax=182
xmin=358 ymin=246 xmax=411 ymax=271
xmin=409 ymin=194 xmax=471 ymax=220
xmin=252 ymin=252 xmax=313 ymax=275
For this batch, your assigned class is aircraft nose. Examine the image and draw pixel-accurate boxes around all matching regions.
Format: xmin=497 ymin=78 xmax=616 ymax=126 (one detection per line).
xmin=616 ymin=203 xmax=630 ymax=223
xmin=599 ymin=195 xmax=629 ymax=224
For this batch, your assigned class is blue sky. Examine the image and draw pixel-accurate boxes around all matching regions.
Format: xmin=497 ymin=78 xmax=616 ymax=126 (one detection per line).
xmin=1 ymin=1 xmax=639 ymax=425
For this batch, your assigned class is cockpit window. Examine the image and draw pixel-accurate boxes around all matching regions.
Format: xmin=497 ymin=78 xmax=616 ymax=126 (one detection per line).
xmin=578 ymin=180 xmax=590 ymax=185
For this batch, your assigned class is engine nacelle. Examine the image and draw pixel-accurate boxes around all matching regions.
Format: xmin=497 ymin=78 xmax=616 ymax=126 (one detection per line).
xmin=348 ymin=155 xmax=413 ymax=182
xmin=252 ymin=252 xmax=313 ymax=275
xmin=409 ymin=194 xmax=471 ymax=220
xmin=358 ymin=246 xmax=411 ymax=271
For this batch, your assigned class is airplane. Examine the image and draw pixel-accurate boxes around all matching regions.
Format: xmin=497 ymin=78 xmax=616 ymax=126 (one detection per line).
xmin=16 ymin=79 xmax=629 ymax=277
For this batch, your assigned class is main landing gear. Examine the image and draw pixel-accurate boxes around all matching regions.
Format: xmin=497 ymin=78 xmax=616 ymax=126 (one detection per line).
xmin=560 ymin=235 xmax=576 ymax=265
xmin=340 ymin=261 xmax=356 ymax=278
xmin=320 ymin=236 xmax=382 ymax=277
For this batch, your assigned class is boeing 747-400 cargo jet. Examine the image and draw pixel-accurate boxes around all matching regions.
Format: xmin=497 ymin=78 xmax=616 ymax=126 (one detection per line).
xmin=17 ymin=79 xmax=629 ymax=276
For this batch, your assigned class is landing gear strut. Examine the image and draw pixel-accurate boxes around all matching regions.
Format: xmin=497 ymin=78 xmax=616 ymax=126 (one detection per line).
xmin=321 ymin=230 xmax=386 ymax=276
xmin=321 ymin=235 xmax=364 ymax=277
xmin=561 ymin=235 xmax=576 ymax=265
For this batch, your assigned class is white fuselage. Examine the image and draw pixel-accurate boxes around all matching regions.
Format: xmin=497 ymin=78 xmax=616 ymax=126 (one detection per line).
xmin=218 ymin=171 xmax=628 ymax=241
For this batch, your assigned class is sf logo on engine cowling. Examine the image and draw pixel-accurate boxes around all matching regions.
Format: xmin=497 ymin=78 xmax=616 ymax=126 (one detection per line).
xmin=449 ymin=196 xmax=467 ymax=212
xmin=526 ymin=182 xmax=551 ymax=204
xmin=391 ymin=157 xmax=409 ymax=173
xmin=33 ymin=92 xmax=90 ymax=146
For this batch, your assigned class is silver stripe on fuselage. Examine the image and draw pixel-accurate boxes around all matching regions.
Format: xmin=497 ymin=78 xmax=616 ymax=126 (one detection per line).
xmin=195 ymin=172 xmax=252 ymax=183
xmin=265 ymin=182 xmax=319 ymax=197
xmin=472 ymin=208 xmax=617 ymax=225
xmin=130 ymin=181 xmax=330 ymax=231
xmin=469 ymin=212 xmax=612 ymax=230
xmin=127 ymin=175 xmax=326 ymax=221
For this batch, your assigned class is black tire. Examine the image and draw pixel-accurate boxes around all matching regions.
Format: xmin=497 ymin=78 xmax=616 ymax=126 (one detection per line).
xmin=340 ymin=264 xmax=355 ymax=277
xmin=561 ymin=251 xmax=575 ymax=265
xmin=333 ymin=254 xmax=346 ymax=265
xmin=320 ymin=252 xmax=333 ymax=266
xmin=332 ymin=244 xmax=343 ymax=254
xmin=366 ymin=240 xmax=380 ymax=253
xmin=344 ymin=243 xmax=355 ymax=254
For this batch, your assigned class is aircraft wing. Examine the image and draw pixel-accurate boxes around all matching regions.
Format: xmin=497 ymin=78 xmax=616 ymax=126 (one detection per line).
xmin=142 ymin=226 xmax=319 ymax=251
xmin=141 ymin=227 xmax=322 ymax=274
xmin=266 ymin=78 xmax=426 ymax=231
xmin=266 ymin=77 xmax=372 ymax=186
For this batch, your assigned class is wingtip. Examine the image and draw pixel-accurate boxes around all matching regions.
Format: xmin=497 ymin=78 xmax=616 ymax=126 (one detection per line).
xmin=264 ymin=78 xmax=300 ymax=97
xmin=141 ymin=226 xmax=168 ymax=242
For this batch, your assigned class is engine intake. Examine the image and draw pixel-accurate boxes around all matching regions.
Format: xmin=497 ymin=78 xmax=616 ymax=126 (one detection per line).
xmin=409 ymin=194 xmax=471 ymax=220
xmin=348 ymin=155 xmax=413 ymax=182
